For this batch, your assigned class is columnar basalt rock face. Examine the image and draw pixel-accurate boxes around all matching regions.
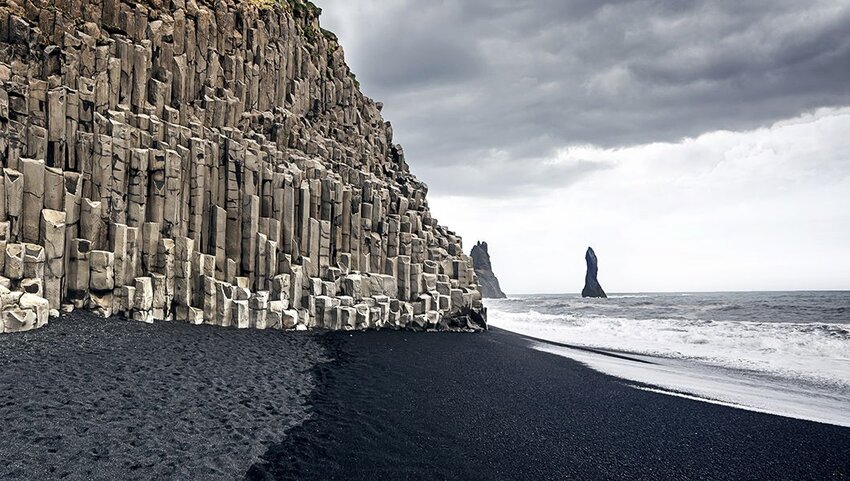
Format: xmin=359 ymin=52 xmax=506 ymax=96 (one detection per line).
xmin=0 ymin=0 xmax=486 ymax=333
xmin=470 ymin=241 xmax=506 ymax=299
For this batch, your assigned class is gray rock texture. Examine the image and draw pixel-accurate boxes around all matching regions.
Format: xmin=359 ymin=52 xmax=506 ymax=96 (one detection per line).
xmin=470 ymin=241 xmax=506 ymax=299
xmin=0 ymin=0 xmax=485 ymax=332
xmin=581 ymin=247 xmax=607 ymax=298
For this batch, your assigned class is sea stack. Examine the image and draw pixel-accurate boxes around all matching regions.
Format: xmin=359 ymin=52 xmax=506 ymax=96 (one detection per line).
xmin=470 ymin=241 xmax=506 ymax=299
xmin=582 ymin=247 xmax=607 ymax=298
xmin=0 ymin=0 xmax=485 ymax=333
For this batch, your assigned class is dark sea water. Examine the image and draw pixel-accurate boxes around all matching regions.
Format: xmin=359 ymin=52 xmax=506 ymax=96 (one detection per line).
xmin=491 ymin=291 xmax=850 ymax=324
xmin=487 ymin=291 xmax=850 ymax=426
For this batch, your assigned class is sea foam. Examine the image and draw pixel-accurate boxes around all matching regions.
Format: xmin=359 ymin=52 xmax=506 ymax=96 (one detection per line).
xmin=487 ymin=293 xmax=850 ymax=427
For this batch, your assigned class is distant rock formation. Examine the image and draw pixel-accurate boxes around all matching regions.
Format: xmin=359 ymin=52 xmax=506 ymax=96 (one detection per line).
xmin=471 ymin=242 xmax=506 ymax=299
xmin=581 ymin=247 xmax=607 ymax=298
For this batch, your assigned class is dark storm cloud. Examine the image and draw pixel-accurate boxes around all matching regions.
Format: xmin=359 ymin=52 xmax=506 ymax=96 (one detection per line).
xmin=316 ymin=0 xmax=850 ymax=196
xmin=357 ymin=19 xmax=485 ymax=89
xmin=418 ymin=157 xmax=612 ymax=199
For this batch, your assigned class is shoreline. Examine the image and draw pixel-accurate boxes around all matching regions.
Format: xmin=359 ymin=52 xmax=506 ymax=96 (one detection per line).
xmin=485 ymin=292 xmax=850 ymax=429
xmin=248 ymin=327 xmax=850 ymax=480
xmin=532 ymin=338 xmax=850 ymax=429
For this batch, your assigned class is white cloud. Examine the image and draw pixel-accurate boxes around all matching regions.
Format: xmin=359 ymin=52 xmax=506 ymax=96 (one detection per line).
xmin=314 ymin=0 xmax=850 ymax=293
xmin=429 ymin=108 xmax=850 ymax=293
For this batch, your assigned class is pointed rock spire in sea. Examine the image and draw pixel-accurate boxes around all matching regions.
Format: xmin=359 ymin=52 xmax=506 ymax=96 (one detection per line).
xmin=582 ymin=247 xmax=607 ymax=298
xmin=470 ymin=241 xmax=506 ymax=299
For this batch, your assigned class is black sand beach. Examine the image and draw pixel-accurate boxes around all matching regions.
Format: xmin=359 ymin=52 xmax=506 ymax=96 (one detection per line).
xmin=2 ymin=317 xmax=848 ymax=480
xmin=247 ymin=327 xmax=850 ymax=481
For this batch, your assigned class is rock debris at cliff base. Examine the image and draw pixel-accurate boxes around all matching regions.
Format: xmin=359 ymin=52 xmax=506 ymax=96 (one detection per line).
xmin=0 ymin=0 xmax=485 ymax=333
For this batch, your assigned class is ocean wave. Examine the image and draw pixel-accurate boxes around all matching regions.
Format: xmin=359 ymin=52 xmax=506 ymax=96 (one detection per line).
xmin=719 ymin=305 xmax=743 ymax=311
xmin=488 ymin=307 xmax=850 ymax=389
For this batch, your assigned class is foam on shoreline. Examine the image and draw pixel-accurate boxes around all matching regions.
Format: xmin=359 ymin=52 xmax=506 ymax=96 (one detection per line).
xmin=488 ymin=306 xmax=850 ymax=388
xmin=532 ymin=341 xmax=850 ymax=428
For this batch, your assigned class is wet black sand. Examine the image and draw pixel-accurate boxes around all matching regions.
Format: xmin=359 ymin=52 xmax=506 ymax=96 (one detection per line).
xmin=247 ymin=327 xmax=850 ymax=481
xmin=2 ymin=317 xmax=848 ymax=480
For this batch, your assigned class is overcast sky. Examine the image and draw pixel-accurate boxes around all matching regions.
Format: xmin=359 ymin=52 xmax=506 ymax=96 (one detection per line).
xmin=315 ymin=0 xmax=850 ymax=294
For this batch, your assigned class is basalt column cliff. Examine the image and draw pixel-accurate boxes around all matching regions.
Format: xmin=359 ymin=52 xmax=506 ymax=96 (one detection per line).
xmin=0 ymin=0 xmax=485 ymax=333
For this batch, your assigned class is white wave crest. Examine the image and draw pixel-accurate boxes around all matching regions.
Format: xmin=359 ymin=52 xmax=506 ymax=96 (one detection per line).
xmin=487 ymin=307 xmax=850 ymax=388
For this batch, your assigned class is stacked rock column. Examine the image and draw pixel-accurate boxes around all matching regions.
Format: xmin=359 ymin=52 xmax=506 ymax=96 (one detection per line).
xmin=0 ymin=0 xmax=485 ymax=334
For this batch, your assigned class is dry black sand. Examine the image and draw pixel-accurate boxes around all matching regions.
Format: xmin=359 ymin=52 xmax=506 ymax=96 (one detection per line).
xmin=2 ymin=317 xmax=849 ymax=480
xmin=0 ymin=312 xmax=326 ymax=480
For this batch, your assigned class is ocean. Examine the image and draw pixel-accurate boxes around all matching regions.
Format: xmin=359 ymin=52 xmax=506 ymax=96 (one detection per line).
xmin=487 ymin=291 xmax=850 ymax=427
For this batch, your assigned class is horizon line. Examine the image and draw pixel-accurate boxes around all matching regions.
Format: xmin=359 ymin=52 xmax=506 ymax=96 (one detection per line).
xmin=497 ymin=289 xmax=850 ymax=297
